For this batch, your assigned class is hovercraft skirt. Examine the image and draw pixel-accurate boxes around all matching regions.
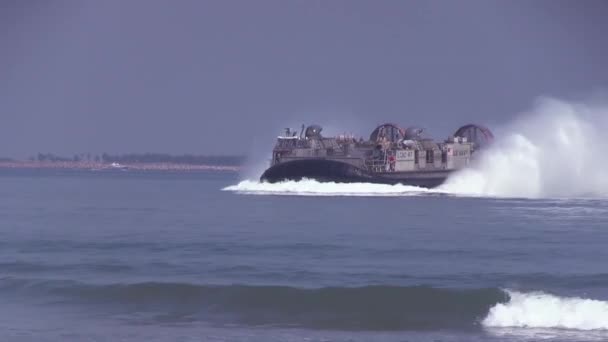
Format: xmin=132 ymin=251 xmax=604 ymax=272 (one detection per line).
xmin=260 ymin=159 xmax=449 ymax=188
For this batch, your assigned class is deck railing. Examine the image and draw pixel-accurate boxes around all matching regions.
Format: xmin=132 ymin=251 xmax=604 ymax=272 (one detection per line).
xmin=365 ymin=158 xmax=389 ymax=173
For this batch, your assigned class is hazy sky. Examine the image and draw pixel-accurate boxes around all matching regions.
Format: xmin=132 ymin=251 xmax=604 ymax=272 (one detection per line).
xmin=1 ymin=0 xmax=607 ymax=157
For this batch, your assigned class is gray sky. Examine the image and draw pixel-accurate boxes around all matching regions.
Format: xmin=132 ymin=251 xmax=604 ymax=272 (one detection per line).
xmin=1 ymin=0 xmax=607 ymax=158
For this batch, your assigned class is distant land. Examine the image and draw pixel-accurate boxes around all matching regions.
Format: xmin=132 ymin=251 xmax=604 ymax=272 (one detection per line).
xmin=0 ymin=153 xmax=246 ymax=172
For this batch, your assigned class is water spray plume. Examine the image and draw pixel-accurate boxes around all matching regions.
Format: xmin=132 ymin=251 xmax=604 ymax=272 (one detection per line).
xmin=441 ymin=97 xmax=608 ymax=198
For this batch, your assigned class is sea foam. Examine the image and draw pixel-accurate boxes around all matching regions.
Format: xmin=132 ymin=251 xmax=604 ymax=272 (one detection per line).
xmin=483 ymin=290 xmax=608 ymax=330
xmin=222 ymin=178 xmax=435 ymax=196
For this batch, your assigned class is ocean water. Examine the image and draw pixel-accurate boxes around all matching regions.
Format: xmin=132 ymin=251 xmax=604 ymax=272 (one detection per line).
xmin=1 ymin=168 xmax=608 ymax=342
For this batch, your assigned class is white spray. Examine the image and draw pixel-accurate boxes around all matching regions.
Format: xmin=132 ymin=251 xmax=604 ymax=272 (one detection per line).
xmin=441 ymin=97 xmax=608 ymax=198
xmin=483 ymin=290 xmax=608 ymax=331
xmin=223 ymin=178 xmax=436 ymax=196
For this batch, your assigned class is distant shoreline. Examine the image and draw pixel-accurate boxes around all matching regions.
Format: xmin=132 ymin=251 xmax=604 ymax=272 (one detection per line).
xmin=0 ymin=161 xmax=240 ymax=172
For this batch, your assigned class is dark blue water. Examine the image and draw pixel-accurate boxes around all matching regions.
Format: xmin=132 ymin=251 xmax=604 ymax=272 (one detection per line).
xmin=1 ymin=169 xmax=607 ymax=341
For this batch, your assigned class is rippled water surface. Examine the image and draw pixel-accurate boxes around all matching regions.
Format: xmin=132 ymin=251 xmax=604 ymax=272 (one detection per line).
xmin=1 ymin=169 xmax=607 ymax=342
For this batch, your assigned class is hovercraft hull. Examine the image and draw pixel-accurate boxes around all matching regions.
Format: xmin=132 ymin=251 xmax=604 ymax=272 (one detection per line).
xmin=260 ymin=159 xmax=449 ymax=188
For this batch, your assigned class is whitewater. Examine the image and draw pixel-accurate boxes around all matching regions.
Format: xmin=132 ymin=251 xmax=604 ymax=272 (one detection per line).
xmin=225 ymin=97 xmax=608 ymax=199
xmin=223 ymin=178 xmax=438 ymax=196
xmin=484 ymin=290 xmax=608 ymax=331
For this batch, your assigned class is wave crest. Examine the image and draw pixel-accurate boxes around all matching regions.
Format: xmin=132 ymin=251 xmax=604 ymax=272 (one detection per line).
xmin=4 ymin=277 xmax=608 ymax=332
xmin=483 ymin=290 xmax=608 ymax=330
xmin=1 ymin=278 xmax=505 ymax=330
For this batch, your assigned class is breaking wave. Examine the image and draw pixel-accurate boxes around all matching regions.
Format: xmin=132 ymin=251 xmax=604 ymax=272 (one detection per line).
xmin=223 ymin=178 xmax=437 ymax=197
xmin=3 ymin=278 xmax=608 ymax=332
xmin=441 ymin=97 xmax=608 ymax=198
xmin=483 ymin=290 xmax=608 ymax=330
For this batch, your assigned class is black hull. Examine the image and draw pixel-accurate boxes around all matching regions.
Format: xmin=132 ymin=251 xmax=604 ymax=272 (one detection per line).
xmin=260 ymin=159 xmax=449 ymax=188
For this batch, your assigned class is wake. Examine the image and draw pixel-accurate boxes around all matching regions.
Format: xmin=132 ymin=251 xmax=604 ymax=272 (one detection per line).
xmin=223 ymin=178 xmax=438 ymax=197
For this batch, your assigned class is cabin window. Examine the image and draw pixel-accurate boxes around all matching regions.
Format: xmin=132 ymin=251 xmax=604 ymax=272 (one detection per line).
xmin=426 ymin=150 xmax=434 ymax=164
xmin=414 ymin=150 xmax=419 ymax=164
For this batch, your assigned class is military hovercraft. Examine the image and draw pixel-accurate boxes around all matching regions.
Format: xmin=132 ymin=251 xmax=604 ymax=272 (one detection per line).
xmin=260 ymin=123 xmax=493 ymax=188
